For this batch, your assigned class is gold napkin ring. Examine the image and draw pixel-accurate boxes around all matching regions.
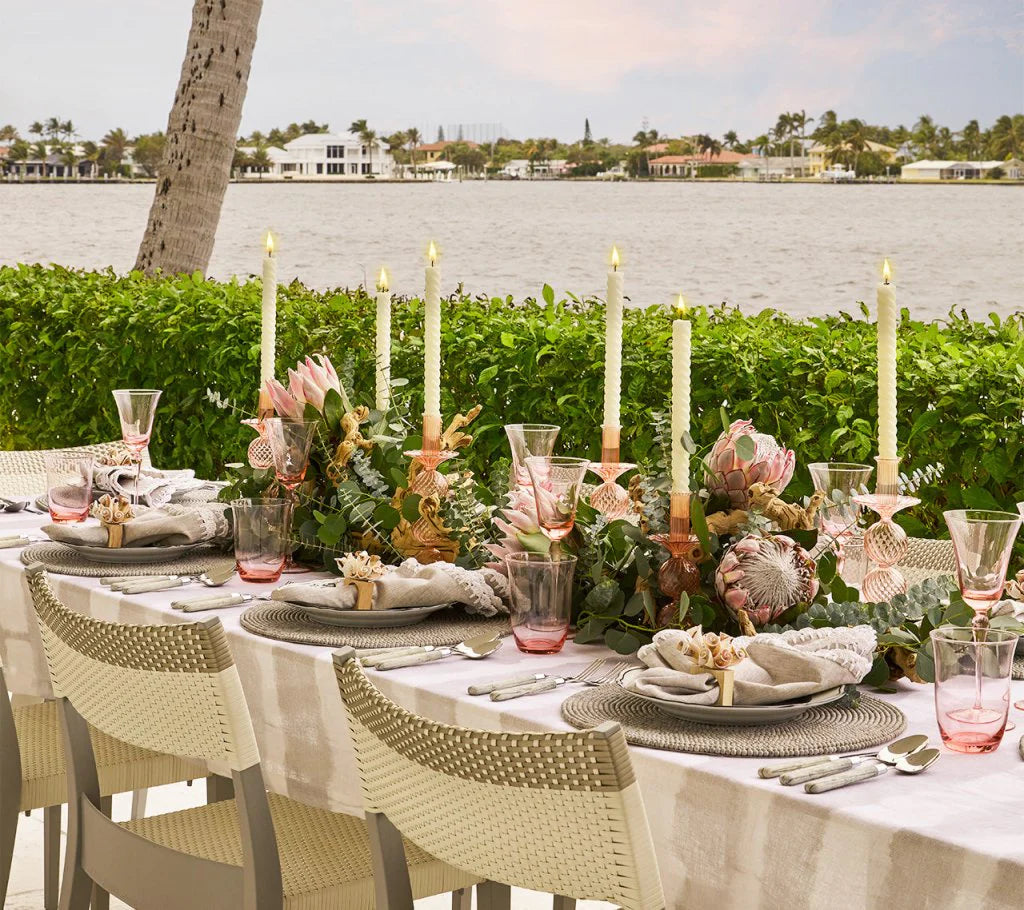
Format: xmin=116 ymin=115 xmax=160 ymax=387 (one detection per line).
xmin=342 ymin=578 xmax=374 ymax=611
xmin=709 ymin=668 xmax=735 ymax=707
xmin=102 ymin=521 xmax=125 ymax=549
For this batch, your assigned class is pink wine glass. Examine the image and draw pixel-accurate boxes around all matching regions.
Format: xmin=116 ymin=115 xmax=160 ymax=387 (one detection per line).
xmin=111 ymin=389 xmax=162 ymax=506
xmin=524 ymin=456 xmax=590 ymax=553
xmin=265 ymin=417 xmax=318 ymax=573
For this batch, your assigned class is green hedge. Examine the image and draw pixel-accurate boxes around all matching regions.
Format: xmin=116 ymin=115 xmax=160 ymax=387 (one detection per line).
xmin=2 ymin=264 xmax=1022 ymax=539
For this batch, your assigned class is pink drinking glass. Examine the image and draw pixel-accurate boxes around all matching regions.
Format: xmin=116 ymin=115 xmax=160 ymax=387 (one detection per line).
xmin=931 ymin=627 xmax=1018 ymax=753
xmin=112 ymin=389 xmax=162 ymax=506
xmin=505 ymin=424 xmax=560 ymax=491
xmin=808 ymin=462 xmax=873 ymax=575
xmin=505 ymin=552 xmax=577 ymax=654
xmin=524 ymin=456 xmax=590 ymax=547
xmin=230 ymin=498 xmax=291 ymax=582
xmin=45 ymin=455 xmax=94 ymax=522
xmin=943 ymin=510 xmax=1022 ymax=627
xmin=265 ymin=417 xmax=318 ymax=573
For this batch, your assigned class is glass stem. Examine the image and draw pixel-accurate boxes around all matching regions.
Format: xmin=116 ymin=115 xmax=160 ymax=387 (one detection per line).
xmin=133 ymin=457 xmax=141 ymax=508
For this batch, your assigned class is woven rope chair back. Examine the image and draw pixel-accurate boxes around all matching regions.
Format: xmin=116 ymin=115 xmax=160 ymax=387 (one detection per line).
xmin=25 ymin=565 xmax=260 ymax=772
xmin=333 ymin=651 xmax=666 ymax=910
xmin=843 ymin=536 xmax=956 ymax=588
xmin=0 ymin=441 xmax=139 ymax=498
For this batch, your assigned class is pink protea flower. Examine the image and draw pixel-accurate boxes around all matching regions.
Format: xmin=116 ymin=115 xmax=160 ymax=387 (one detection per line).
xmin=485 ymin=488 xmax=549 ymax=572
xmin=704 ymin=419 xmax=795 ymax=508
xmin=714 ymin=533 xmax=819 ymax=627
xmin=263 ymin=354 xmax=343 ymax=416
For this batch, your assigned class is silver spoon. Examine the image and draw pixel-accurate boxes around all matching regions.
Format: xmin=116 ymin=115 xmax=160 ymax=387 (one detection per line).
xmin=372 ymin=634 xmax=502 ymax=670
xmin=778 ymin=734 xmax=930 ymax=786
xmin=761 ymin=733 xmax=929 ymax=780
xmin=113 ymin=564 xmax=237 ymax=594
xmin=804 ymin=747 xmax=940 ymax=794
xmin=0 ymin=498 xmax=36 ymax=514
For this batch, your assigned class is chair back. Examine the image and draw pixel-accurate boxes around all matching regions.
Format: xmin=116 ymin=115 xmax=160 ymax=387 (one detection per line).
xmin=26 ymin=565 xmax=259 ymax=772
xmin=0 ymin=441 xmax=139 ymax=498
xmin=333 ymin=649 xmax=665 ymax=910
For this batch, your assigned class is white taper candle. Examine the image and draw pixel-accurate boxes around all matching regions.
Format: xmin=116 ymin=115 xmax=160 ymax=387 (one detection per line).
xmin=375 ymin=268 xmax=391 ymax=412
xmin=260 ymin=233 xmax=277 ymax=387
xmin=671 ymin=311 xmax=692 ymax=494
xmin=603 ymin=247 xmax=624 ymax=429
xmin=423 ymin=243 xmax=442 ymax=418
xmin=876 ymin=260 xmax=898 ymax=483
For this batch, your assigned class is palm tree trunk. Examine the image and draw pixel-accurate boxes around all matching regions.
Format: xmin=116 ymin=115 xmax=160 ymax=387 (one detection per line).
xmin=135 ymin=0 xmax=263 ymax=275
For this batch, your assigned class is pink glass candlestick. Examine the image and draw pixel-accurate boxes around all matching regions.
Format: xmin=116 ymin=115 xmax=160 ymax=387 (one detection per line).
xmin=404 ymin=448 xmax=459 ymax=498
xmin=651 ymin=492 xmax=703 ymax=602
xmin=587 ymin=425 xmax=635 ymax=519
xmin=853 ymin=491 xmax=920 ymax=602
xmin=242 ymin=388 xmax=276 ymax=470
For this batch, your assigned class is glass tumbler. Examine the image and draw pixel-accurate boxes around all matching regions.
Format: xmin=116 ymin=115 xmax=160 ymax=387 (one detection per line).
xmin=505 ymin=424 xmax=560 ymax=490
xmin=505 ymin=552 xmax=577 ymax=654
xmin=931 ymin=627 xmax=1018 ymax=754
xmin=231 ymin=498 xmax=292 ymax=582
xmin=45 ymin=455 xmax=94 ymax=522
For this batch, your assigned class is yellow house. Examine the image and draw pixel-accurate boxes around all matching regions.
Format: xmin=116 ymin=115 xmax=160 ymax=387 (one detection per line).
xmin=808 ymin=139 xmax=897 ymax=175
xmin=416 ymin=140 xmax=479 ymax=164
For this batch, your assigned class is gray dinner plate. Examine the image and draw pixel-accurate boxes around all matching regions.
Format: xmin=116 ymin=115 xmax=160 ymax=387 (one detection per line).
xmin=64 ymin=543 xmax=207 ymax=564
xmin=298 ymin=603 xmax=451 ymax=628
xmin=618 ymin=667 xmax=846 ymax=726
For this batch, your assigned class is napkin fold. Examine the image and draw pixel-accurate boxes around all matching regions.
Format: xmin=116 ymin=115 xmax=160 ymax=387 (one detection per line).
xmin=44 ymin=503 xmax=230 ymax=549
xmin=93 ymin=465 xmax=212 ymax=509
xmin=626 ymin=625 xmax=876 ymax=706
xmin=271 ymin=558 xmax=511 ymax=617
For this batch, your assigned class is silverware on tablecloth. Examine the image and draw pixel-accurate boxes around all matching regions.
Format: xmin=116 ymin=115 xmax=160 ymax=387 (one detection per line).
xmin=111 ymin=564 xmax=237 ymax=594
xmin=0 ymin=498 xmax=42 ymax=514
xmin=489 ymin=659 xmax=630 ymax=701
xmin=0 ymin=535 xmax=43 ymax=549
xmin=171 ymin=592 xmax=272 ymax=613
xmin=371 ymin=634 xmax=502 ymax=670
xmin=759 ymin=733 xmax=929 ymax=780
xmin=804 ymin=747 xmax=939 ymax=794
xmin=101 ymin=574 xmax=176 ymax=586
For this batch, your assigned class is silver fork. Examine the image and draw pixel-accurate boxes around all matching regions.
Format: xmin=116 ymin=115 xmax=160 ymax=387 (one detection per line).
xmin=488 ymin=658 xmax=630 ymax=701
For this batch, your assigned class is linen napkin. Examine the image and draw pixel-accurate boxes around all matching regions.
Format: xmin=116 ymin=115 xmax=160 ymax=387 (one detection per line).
xmin=92 ymin=465 xmax=212 ymax=509
xmin=271 ymin=558 xmax=510 ymax=617
xmin=44 ymin=503 xmax=230 ymax=549
xmin=625 ymin=625 xmax=877 ymax=706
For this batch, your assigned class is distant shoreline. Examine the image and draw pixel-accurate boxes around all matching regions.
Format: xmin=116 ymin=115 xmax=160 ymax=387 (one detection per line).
xmin=2 ymin=176 xmax=1021 ymax=188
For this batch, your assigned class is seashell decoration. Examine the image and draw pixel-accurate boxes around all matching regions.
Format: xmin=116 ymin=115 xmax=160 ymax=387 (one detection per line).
xmin=336 ymin=550 xmax=388 ymax=581
xmin=90 ymin=494 xmax=135 ymax=548
xmin=669 ymin=625 xmax=747 ymax=673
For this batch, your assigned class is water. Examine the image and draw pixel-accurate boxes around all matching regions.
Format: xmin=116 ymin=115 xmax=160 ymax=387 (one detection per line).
xmin=2 ymin=181 xmax=1021 ymax=319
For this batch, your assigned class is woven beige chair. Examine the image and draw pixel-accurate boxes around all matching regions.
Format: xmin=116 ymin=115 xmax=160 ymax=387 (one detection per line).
xmin=332 ymin=648 xmax=667 ymax=910
xmin=843 ymin=535 xmax=956 ymax=589
xmin=24 ymin=565 xmax=481 ymax=910
xmin=0 ymin=441 xmax=138 ymax=498
xmin=0 ymin=659 xmax=206 ymax=910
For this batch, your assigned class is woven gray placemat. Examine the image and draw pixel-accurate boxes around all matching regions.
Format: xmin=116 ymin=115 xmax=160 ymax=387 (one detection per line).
xmin=240 ymin=603 xmax=510 ymax=649
xmin=20 ymin=542 xmax=236 ymax=578
xmin=561 ymin=685 xmax=906 ymax=758
xmin=1014 ymin=657 xmax=1023 ymax=681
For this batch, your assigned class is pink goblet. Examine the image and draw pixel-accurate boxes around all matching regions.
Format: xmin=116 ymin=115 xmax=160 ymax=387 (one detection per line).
xmin=112 ymin=389 xmax=162 ymax=506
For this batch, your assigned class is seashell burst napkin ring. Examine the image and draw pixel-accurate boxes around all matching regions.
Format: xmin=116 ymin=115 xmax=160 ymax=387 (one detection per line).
xmin=90 ymin=495 xmax=135 ymax=548
xmin=672 ymin=626 xmax=747 ymax=707
xmin=336 ymin=551 xmax=388 ymax=611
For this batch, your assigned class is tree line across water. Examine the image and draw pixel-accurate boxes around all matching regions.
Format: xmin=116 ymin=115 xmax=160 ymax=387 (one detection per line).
xmin=3 ymin=111 xmax=1022 ymax=180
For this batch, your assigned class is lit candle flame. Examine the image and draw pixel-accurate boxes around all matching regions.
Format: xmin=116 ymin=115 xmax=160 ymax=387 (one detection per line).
xmin=611 ymin=246 xmax=620 ymax=271
xmin=675 ymin=294 xmax=687 ymax=317
xmin=265 ymin=232 xmax=275 ymax=256
xmin=427 ymin=241 xmax=438 ymax=266
xmin=882 ymin=258 xmax=892 ymax=285
xmin=377 ymin=267 xmax=389 ymax=293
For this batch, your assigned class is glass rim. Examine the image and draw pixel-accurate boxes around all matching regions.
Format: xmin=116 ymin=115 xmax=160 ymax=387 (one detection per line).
xmin=505 ymin=423 xmax=560 ymax=431
xmin=112 ymin=388 xmax=162 ymax=395
xmin=807 ymin=462 xmax=874 ymax=472
xmin=929 ymin=626 xmax=1019 ymax=645
xmin=524 ymin=455 xmax=590 ymax=466
xmin=505 ymin=552 xmax=577 ymax=566
xmin=262 ymin=416 xmax=319 ymax=425
xmin=943 ymin=509 xmax=1022 ymax=524
xmin=230 ymin=496 xmax=291 ymax=507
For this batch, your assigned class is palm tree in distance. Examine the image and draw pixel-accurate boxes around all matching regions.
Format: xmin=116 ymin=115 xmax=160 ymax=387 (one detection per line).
xmin=44 ymin=117 xmax=61 ymax=140
xmin=250 ymin=145 xmax=272 ymax=178
xmin=789 ymin=110 xmax=813 ymax=174
xmin=8 ymin=139 xmax=30 ymax=178
xmin=29 ymin=121 xmax=44 ymax=138
xmin=723 ymin=130 xmax=739 ymax=149
xmin=0 ymin=124 xmax=19 ymax=142
xmin=101 ymin=128 xmax=129 ymax=176
xmin=349 ymin=120 xmax=378 ymax=176
xmin=31 ymin=140 xmax=49 ymax=177
xmin=406 ymin=127 xmax=421 ymax=176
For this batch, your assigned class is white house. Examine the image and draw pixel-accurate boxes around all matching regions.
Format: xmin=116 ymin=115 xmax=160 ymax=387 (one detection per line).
xmin=736 ymin=155 xmax=811 ymax=180
xmin=240 ymin=133 xmax=395 ymax=179
xmin=500 ymin=158 xmax=569 ymax=178
xmin=901 ymin=159 xmax=1024 ymax=180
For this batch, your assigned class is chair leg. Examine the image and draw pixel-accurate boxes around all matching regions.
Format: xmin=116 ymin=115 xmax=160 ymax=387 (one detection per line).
xmin=88 ymin=796 xmax=111 ymax=910
xmin=552 ymin=897 xmax=577 ymax=910
xmin=129 ymin=789 xmax=148 ymax=820
xmin=477 ymin=880 xmax=512 ymax=910
xmin=365 ymin=811 xmax=414 ymax=910
xmin=206 ymin=774 xmax=234 ymax=803
xmin=452 ymin=887 xmax=473 ymax=910
xmin=0 ymin=795 xmax=18 ymax=908
xmin=43 ymin=805 xmax=61 ymax=910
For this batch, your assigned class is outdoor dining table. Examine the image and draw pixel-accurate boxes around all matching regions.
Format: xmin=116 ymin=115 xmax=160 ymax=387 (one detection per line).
xmin=2 ymin=508 xmax=1023 ymax=910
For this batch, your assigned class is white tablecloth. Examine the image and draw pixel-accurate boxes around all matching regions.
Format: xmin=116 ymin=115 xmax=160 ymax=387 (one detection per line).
xmin=2 ymin=510 xmax=1023 ymax=910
